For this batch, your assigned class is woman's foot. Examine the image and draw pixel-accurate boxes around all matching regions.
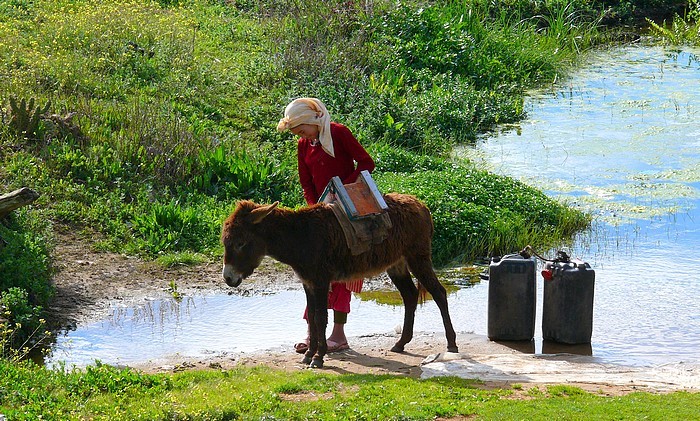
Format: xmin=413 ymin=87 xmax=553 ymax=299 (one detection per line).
xmin=294 ymin=339 xmax=309 ymax=354
xmin=295 ymin=338 xmax=349 ymax=353
xmin=326 ymin=339 xmax=349 ymax=353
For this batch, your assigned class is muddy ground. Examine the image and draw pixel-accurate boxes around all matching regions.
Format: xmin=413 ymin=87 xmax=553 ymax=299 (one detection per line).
xmin=46 ymin=233 xmax=699 ymax=396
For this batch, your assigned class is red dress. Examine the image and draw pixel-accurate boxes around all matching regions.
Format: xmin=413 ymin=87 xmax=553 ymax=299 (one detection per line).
xmin=298 ymin=122 xmax=375 ymax=205
xmin=297 ymin=122 xmax=374 ymax=313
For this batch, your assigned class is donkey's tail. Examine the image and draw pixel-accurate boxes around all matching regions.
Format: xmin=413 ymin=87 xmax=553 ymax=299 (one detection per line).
xmin=417 ymin=282 xmax=428 ymax=304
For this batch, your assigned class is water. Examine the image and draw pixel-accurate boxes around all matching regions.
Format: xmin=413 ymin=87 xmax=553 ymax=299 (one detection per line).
xmin=47 ymin=44 xmax=700 ymax=368
xmin=47 ymin=288 xmax=492 ymax=368
xmin=463 ymin=44 xmax=700 ymax=366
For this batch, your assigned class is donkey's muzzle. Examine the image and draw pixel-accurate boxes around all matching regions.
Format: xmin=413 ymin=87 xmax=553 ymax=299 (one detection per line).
xmin=222 ymin=264 xmax=243 ymax=288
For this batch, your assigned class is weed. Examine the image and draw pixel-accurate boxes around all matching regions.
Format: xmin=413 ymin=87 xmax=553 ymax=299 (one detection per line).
xmin=156 ymin=252 xmax=208 ymax=268
xmin=131 ymin=200 xmax=216 ymax=256
xmin=167 ymin=280 xmax=182 ymax=302
xmin=6 ymin=96 xmax=50 ymax=141
xmin=0 ymin=289 xmax=51 ymax=359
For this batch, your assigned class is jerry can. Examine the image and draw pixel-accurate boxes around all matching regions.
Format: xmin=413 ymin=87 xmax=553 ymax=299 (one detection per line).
xmin=487 ymin=253 xmax=537 ymax=341
xmin=541 ymin=253 xmax=595 ymax=344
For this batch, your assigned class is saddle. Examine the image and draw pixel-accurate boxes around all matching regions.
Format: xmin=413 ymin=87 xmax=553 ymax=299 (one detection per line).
xmin=320 ymin=171 xmax=392 ymax=255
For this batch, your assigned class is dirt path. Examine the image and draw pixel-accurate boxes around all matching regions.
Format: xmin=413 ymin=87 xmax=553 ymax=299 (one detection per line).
xmin=47 ymin=234 xmax=699 ymax=396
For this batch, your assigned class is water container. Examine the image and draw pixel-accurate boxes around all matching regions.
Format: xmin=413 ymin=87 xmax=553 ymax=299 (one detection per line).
xmin=542 ymin=258 xmax=595 ymax=344
xmin=487 ymin=253 xmax=537 ymax=341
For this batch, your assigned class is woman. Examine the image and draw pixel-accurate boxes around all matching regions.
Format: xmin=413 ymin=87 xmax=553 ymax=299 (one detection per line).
xmin=277 ymin=97 xmax=375 ymax=353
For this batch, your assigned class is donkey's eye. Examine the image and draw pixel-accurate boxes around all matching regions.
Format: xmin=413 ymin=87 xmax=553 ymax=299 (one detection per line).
xmin=234 ymin=241 xmax=246 ymax=251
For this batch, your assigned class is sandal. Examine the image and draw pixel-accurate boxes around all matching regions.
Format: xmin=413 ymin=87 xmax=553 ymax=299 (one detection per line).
xmin=327 ymin=339 xmax=349 ymax=353
xmin=294 ymin=342 xmax=309 ymax=354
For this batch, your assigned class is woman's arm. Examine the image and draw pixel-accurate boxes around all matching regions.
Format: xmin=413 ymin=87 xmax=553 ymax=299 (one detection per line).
xmin=335 ymin=124 xmax=375 ymax=184
xmin=297 ymin=141 xmax=319 ymax=205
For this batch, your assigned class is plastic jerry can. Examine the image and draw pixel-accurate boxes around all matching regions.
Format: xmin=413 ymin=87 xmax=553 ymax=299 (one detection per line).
xmin=541 ymin=258 xmax=595 ymax=344
xmin=487 ymin=253 xmax=537 ymax=341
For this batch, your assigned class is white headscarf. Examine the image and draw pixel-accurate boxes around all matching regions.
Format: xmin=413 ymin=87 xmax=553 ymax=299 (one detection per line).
xmin=276 ymin=97 xmax=334 ymax=157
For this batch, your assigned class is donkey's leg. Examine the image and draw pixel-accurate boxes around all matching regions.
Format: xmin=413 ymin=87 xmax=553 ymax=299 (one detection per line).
xmin=301 ymin=285 xmax=317 ymax=365
xmin=407 ymin=257 xmax=459 ymax=353
xmin=309 ymin=283 xmax=330 ymax=368
xmin=387 ymin=261 xmax=419 ymax=352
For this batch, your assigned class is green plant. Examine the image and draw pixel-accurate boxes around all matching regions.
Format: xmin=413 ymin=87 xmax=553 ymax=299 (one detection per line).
xmin=6 ymin=96 xmax=51 ymax=140
xmin=0 ymin=211 xmax=54 ymax=306
xmin=647 ymin=0 xmax=700 ymax=45
xmin=375 ymin=163 xmax=590 ymax=266
xmin=64 ymin=360 xmax=172 ymax=399
xmin=156 ymin=252 xmax=208 ymax=268
xmin=167 ymin=280 xmax=182 ymax=301
xmin=0 ymin=287 xmax=50 ymax=358
xmin=369 ymin=143 xmax=446 ymax=173
xmin=131 ymin=201 xmax=216 ymax=256
xmin=194 ymin=144 xmax=292 ymax=201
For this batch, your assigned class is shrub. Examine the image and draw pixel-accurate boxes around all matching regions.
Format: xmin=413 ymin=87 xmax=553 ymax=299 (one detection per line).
xmin=0 ymin=287 xmax=46 ymax=353
xmin=376 ymin=164 xmax=590 ymax=266
xmin=0 ymin=210 xmax=54 ymax=306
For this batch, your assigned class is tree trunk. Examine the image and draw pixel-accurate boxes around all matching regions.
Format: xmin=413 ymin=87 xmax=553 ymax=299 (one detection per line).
xmin=0 ymin=187 xmax=40 ymax=219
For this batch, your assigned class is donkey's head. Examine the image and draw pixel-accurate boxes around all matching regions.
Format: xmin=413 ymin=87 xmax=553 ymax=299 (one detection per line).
xmin=221 ymin=201 xmax=278 ymax=287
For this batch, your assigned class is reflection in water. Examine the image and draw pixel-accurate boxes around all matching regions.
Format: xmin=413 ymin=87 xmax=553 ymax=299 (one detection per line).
xmin=494 ymin=340 xmax=536 ymax=354
xmin=48 ymin=45 xmax=700 ymax=369
xmin=542 ymin=340 xmax=593 ymax=356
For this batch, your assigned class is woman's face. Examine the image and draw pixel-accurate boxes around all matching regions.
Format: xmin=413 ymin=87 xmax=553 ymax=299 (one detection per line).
xmin=289 ymin=124 xmax=319 ymax=140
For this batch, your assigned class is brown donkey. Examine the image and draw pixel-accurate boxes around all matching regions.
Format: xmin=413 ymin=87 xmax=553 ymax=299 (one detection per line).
xmin=221 ymin=193 xmax=458 ymax=368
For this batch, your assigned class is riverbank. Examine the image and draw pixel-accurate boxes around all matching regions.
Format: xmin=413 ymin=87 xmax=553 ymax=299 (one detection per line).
xmin=46 ymin=234 xmax=699 ymax=396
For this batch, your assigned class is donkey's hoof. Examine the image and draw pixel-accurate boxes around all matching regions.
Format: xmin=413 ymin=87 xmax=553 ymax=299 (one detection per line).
xmin=390 ymin=344 xmax=405 ymax=353
xmin=447 ymin=346 xmax=459 ymax=353
xmin=309 ymin=356 xmax=324 ymax=369
xmin=301 ymin=354 xmax=313 ymax=365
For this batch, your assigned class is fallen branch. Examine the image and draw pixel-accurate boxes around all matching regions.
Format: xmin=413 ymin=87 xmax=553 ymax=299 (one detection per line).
xmin=0 ymin=187 xmax=40 ymax=220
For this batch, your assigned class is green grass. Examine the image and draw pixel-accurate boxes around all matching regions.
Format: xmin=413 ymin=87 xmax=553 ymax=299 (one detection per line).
xmin=0 ymin=1 xmax=695 ymax=415
xmin=1 ymin=0 xmax=599 ymax=311
xmin=14 ymin=0 xmax=699 ymax=362
xmin=1 ymin=0 xmax=598 ymax=230
xmin=0 ymin=361 xmax=698 ymax=420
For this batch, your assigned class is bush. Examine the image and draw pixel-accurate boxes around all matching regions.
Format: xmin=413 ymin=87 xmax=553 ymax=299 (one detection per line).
xmin=375 ymin=163 xmax=590 ymax=266
xmin=0 ymin=287 xmax=45 ymax=352
xmin=0 ymin=211 xmax=54 ymax=306
xmin=0 ymin=209 xmax=53 ymax=351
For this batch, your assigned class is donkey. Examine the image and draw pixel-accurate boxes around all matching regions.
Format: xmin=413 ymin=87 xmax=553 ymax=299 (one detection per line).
xmin=221 ymin=193 xmax=459 ymax=368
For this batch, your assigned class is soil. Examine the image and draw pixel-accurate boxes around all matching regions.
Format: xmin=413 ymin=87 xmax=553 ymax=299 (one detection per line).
xmin=46 ymin=232 xmax=699 ymax=396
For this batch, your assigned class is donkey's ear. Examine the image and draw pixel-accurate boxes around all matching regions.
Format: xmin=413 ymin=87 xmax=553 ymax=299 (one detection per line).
xmin=250 ymin=201 xmax=279 ymax=224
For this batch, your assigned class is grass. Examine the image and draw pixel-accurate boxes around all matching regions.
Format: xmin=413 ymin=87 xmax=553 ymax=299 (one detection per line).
xmin=3 ymin=0 xmax=696 ymax=415
xmin=0 ymin=361 xmax=697 ymax=420
xmin=0 ymin=0 xmax=600 ymax=326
